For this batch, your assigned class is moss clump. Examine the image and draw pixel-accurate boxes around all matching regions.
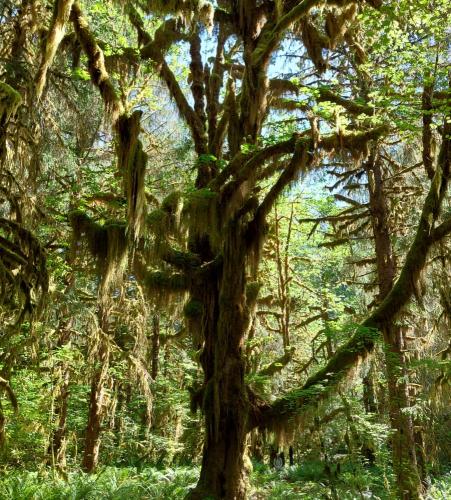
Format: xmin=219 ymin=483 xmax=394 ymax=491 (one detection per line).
xmin=184 ymin=299 xmax=204 ymax=318
xmin=144 ymin=270 xmax=188 ymax=291
xmin=0 ymin=82 xmax=22 ymax=123
xmin=162 ymin=191 xmax=183 ymax=213
xmin=246 ymin=281 xmax=262 ymax=305
xmin=146 ymin=209 xmax=170 ymax=235
xmin=69 ymin=210 xmax=127 ymax=300
xmin=187 ymin=187 xmax=217 ymax=205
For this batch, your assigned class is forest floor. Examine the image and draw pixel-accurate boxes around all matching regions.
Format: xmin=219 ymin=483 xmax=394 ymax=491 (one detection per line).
xmin=0 ymin=463 xmax=449 ymax=499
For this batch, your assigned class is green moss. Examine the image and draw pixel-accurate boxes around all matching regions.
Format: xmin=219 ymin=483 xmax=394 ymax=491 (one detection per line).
xmin=184 ymin=299 xmax=203 ymax=318
xmin=146 ymin=208 xmax=170 ymax=233
xmin=187 ymin=188 xmax=217 ymax=205
xmin=162 ymin=191 xmax=183 ymax=213
xmin=0 ymin=82 xmax=22 ymax=122
xmin=68 ymin=210 xmax=127 ymax=294
xmin=144 ymin=270 xmax=188 ymax=291
xmin=246 ymin=281 xmax=262 ymax=304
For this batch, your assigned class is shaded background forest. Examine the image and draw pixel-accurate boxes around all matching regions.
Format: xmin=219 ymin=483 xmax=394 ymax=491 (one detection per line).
xmin=0 ymin=0 xmax=450 ymax=498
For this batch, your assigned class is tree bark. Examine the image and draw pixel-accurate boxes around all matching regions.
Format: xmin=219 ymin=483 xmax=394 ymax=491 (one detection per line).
xmin=366 ymin=154 xmax=423 ymax=499
xmin=82 ymin=309 xmax=110 ymax=473
xmin=47 ymin=318 xmax=72 ymax=468
xmin=151 ymin=315 xmax=160 ymax=380
xmin=187 ymin=222 xmax=250 ymax=499
xmin=48 ymin=367 xmax=70 ymax=468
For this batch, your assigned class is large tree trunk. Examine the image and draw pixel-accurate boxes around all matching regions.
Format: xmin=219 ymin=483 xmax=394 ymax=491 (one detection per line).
xmin=188 ymin=222 xmax=250 ymax=499
xmin=366 ymin=154 xmax=423 ymax=499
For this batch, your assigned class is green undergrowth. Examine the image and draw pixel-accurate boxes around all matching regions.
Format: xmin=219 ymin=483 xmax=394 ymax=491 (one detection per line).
xmin=0 ymin=465 xmax=449 ymax=499
xmin=0 ymin=466 xmax=198 ymax=500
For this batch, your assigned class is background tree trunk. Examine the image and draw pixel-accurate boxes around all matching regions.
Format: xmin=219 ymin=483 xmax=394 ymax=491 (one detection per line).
xmin=366 ymin=154 xmax=423 ymax=498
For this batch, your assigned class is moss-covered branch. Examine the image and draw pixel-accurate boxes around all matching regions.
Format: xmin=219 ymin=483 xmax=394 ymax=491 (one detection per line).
xmin=258 ymin=347 xmax=295 ymax=377
xmin=316 ymin=87 xmax=374 ymax=116
xmin=35 ymin=0 xmax=74 ymax=100
xmin=70 ymin=1 xmax=123 ymax=120
xmin=0 ymin=218 xmax=48 ymax=322
xmin=430 ymin=217 xmax=451 ymax=243
xmin=252 ymin=0 xmax=323 ymax=68
xmin=144 ymin=270 xmax=189 ymax=292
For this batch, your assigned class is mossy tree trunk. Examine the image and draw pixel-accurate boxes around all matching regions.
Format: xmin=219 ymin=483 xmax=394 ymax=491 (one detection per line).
xmin=47 ymin=319 xmax=72 ymax=469
xmin=151 ymin=315 xmax=160 ymax=380
xmin=60 ymin=1 xmax=448 ymax=495
xmin=188 ymin=222 xmax=250 ymax=499
xmin=366 ymin=152 xmax=423 ymax=499
xmin=82 ymin=309 xmax=110 ymax=473
xmin=81 ymin=339 xmax=109 ymax=473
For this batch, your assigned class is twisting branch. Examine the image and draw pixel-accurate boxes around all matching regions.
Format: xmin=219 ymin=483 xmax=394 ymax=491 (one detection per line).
xmin=430 ymin=217 xmax=451 ymax=243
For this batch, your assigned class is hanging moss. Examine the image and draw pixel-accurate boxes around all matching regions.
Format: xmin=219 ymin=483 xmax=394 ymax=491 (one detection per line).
xmin=184 ymin=187 xmax=221 ymax=251
xmin=298 ymin=19 xmax=329 ymax=73
xmin=142 ymin=0 xmax=214 ymax=31
xmin=69 ymin=210 xmax=127 ymax=299
xmin=325 ymin=3 xmax=358 ymax=50
xmin=116 ymin=111 xmax=147 ymax=240
xmin=0 ymin=82 xmax=22 ymax=124
xmin=144 ymin=270 xmax=188 ymax=291
xmin=35 ymin=0 xmax=74 ymax=100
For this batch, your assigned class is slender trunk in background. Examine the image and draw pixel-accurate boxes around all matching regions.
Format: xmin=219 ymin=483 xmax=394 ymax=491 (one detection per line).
xmin=81 ymin=309 xmax=110 ymax=473
xmin=362 ymin=364 xmax=377 ymax=464
xmin=366 ymin=154 xmax=423 ymax=499
xmin=0 ymin=401 xmax=5 ymax=453
xmin=151 ymin=315 xmax=160 ymax=380
xmin=47 ymin=319 xmax=72 ymax=468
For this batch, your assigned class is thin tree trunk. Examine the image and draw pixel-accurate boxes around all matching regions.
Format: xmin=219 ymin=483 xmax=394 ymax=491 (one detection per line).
xmin=47 ymin=318 xmax=72 ymax=468
xmin=82 ymin=309 xmax=110 ymax=473
xmin=366 ymin=154 xmax=423 ymax=499
xmin=151 ymin=314 xmax=160 ymax=380
xmin=48 ymin=368 xmax=70 ymax=468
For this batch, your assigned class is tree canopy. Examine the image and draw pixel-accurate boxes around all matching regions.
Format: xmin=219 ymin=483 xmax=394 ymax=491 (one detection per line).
xmin=0 ymin=0 xmax=450 ymax=499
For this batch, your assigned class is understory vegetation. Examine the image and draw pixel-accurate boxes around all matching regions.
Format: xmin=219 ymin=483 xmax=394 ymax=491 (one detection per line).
xmin=0 ymin=466 xmax=450 ymax=499
xmin=0 ymin=0 xmax=450 ymax=498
